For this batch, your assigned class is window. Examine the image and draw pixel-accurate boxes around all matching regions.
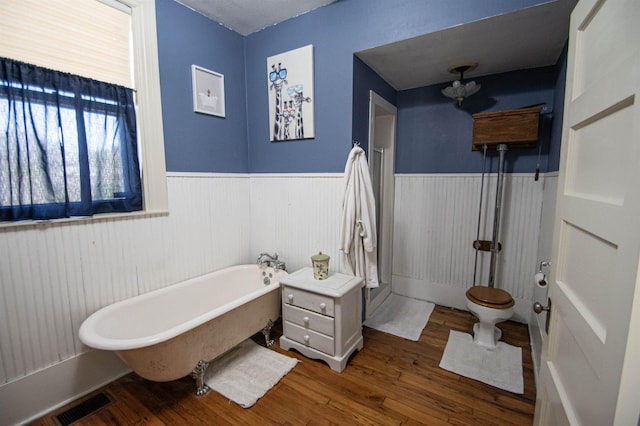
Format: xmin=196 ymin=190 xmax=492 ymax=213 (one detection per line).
xmin=0 ymin=58 xmax=142 ymax=220
xmin=0 ymin=0 xmax=167 ymax=224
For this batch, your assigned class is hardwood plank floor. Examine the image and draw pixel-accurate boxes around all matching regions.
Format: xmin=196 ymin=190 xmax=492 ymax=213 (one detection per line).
xmin=32 ymin=305 xmax=535 ymax=425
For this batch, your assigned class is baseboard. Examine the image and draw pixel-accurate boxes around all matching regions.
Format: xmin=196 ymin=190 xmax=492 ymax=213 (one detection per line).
xmin=0 ymin=350 xmax=130 ymax=426
xmin=392 ymin=274 xmax=467 ymax=310
xmin=365 ymin=284 xmax=392 ymax=318
xmin=391 ymin=274 xmax=531 ymax=324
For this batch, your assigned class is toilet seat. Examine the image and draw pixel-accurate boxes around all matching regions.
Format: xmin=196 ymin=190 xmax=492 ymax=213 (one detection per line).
xmin=466 ymin=286 xmax=514 ymax=309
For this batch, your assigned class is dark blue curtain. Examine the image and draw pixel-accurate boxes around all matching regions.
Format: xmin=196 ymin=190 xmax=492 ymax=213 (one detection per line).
xmin=0 ymin=57 xmax=142 ymax=221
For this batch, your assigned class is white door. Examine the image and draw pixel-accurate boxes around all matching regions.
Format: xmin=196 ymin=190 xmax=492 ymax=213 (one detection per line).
xmin=534 ymin=0 xmax=640 ymax=425
xmin=366 ymin=91 xmax=396 ymax=316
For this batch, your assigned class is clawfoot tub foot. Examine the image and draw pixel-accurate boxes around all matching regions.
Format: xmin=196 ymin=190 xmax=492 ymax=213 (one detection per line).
xmin=190 ymin=360 xmax=210 ymax=396
xmin=261 ymin=319 xmax=275 ymax=347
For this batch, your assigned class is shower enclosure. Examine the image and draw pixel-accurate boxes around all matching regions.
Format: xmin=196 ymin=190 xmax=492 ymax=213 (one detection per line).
xmin=366 ymin=91 xmax=396 ymax=316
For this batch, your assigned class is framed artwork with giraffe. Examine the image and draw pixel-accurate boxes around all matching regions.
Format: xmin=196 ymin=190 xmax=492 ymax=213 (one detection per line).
xmin=192 ymin=65 xmax=225 ymax=117
xmin=267 ymin=45 xmax=315 ymax=141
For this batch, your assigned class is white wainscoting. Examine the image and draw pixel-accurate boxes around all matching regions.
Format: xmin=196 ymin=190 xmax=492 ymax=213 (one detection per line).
xmin=392 ymin=173 xmax=546 ymax=322
xmin=0 ymin=171 xmax=551 ymax=424
xmin=0 ymin=174 xmax=251 ymax=425
xmin=250 ymin=174 xmax=348 ymax=275
xmin=250 ymin=173 xmax=548 ymax=322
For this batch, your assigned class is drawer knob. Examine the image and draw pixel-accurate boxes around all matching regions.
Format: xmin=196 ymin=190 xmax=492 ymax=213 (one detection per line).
xmin=303 ymin=335 xmax=310 ymax=344
xmin=303 ymin=316 xmax=309 ymax=324
xmin=287 ymin=294 xmax=294 ymax=302
xmin=319 ymin=302 xmax=326 ymax=310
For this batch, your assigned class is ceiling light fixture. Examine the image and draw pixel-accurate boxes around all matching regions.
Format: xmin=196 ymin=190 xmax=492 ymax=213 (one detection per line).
xmin=442 ymin=63 xmax=481 ymax=105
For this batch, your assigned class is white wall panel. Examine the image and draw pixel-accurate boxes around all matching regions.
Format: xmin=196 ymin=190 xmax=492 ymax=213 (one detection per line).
xmin=0 ymin=174 xmax=250 ymax=386
xmin=393 ymin=174 xmax=545 ymax=305
xmin=250 ymin=174 xmax=346 ymax=275
xmin=251 ymin=173 xmax=545 ymax=306
xmin=0 ymin=171 xmax=550 ymax=423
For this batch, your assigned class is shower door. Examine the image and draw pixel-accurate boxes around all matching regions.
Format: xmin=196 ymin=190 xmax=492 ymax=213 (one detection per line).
xmin=366 ymin=91 xmax=396 ymax=316
xmin=369 ymin=147 xmax=385 ymax=305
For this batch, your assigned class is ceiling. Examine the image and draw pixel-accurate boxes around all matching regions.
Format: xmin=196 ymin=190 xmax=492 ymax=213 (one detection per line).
xmin=357 ymin=0 xmax=577 ymax=90
xmin=176 ymin=0 xmax=337 ymax=36
xmin=176 ymin=0 xmax=576 ymax=90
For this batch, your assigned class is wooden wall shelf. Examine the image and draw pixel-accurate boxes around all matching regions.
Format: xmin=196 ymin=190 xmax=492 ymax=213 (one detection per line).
xmin=472 ymin=106 xmax=542 ymax=151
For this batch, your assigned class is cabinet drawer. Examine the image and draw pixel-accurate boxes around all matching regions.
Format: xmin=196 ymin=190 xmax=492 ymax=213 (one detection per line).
xmin=282 ymin=287 xmax=334 ymax=317
xmin=284 ymin=321 xmax=335 ymax=355
xmin=284 ymin=304 xmax=334 ymax=337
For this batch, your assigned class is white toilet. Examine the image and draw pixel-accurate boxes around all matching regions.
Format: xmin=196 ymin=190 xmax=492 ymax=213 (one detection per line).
xmin=465 ymin=285 xmax=514 ymax=348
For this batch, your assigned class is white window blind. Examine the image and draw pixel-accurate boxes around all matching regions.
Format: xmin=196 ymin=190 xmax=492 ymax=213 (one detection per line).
xmin=0 ymin=0 xmax=133 ymax=88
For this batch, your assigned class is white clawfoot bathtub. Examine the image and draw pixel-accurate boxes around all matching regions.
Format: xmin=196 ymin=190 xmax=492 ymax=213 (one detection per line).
xmin=79 ymin=264 xmax=285 ymax=395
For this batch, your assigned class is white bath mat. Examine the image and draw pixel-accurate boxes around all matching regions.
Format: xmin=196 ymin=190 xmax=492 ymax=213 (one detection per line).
xmin=363 ymin=293 xmax=435 ymax=341
xmin=439 ymin=330 xmax=523 ymax=394
xmin=204 ymin=339 xmax=298 ymax=408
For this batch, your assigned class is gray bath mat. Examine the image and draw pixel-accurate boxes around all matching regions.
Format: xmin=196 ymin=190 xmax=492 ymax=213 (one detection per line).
xmin=439 ymin=330 xmax=523 ymax=394
xmin=204 ymin=339 xmax=298 ymax=407
xmin=364 ymin=293 xmax=435 ymax=341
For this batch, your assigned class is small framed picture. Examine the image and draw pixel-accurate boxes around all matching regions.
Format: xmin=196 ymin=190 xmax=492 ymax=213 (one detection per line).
xmin=192 ymin=65 xmax=225 ymax=117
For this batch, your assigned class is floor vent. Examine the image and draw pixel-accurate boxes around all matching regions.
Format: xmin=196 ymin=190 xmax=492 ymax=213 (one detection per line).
xmin=55 ymin=392 xmax=112 ymax=426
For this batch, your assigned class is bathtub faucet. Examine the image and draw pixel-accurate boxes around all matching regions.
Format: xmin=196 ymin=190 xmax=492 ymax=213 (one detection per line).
xmin=257 ymin=252 xmax=287 ymax=271
xmin=257 ymin=252 xmax=277 ymax=265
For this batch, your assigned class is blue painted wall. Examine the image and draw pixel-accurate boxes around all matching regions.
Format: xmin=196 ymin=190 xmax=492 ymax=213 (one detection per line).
xmin=243 ymin=0 xmax=546 ymax=173
xmin=548 ymin=43 xmax=568 ymax=172
xmin=396 ymin=66 xmax=558 ymax=174
xmin=156 ymin=0 xmax=562 ymax=174
xmin=156 ymin=0 xmax=248 ymax=172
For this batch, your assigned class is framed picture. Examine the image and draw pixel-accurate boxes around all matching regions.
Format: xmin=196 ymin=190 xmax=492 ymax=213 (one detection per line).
xmin=267 ymin=45 xmax=314 ymax=141
xmin=192 ymin=65 xmax=225 ymax=117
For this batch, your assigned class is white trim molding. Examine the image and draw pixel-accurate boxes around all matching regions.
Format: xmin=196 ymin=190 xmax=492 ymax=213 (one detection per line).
xmin=127 ymin=0 xmax=168 ymax=214
xmin=0 ymin=351 xmax=129 ymax=426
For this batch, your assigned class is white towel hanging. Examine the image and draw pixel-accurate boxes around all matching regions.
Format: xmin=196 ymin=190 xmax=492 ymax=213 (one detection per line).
xmin=339 ymin=146 xmax=379 ymax=288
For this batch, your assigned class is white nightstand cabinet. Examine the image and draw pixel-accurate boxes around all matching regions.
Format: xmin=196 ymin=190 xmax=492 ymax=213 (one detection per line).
xmin=279 ymin=267 xmax=364 ymax=372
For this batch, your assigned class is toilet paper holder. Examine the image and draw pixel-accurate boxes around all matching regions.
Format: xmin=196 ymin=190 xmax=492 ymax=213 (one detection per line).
xmin=536 ymin=261 xmax=551 ymax=287
xmin=538 ymin=260 xmax=551 ymax=272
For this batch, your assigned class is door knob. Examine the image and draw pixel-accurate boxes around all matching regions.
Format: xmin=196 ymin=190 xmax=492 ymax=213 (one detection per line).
xmin=533 ymin=301 xmax=550 ymax=314
xmin=533 ymin=298 xmax=552 ymax=334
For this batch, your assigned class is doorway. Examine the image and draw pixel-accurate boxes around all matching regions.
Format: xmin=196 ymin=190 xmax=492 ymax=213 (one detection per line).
xmin=366 ymin=90 xmax=396 ymax=317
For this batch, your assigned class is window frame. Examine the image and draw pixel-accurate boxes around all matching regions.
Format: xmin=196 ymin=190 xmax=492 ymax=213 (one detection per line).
xmin=0 ymin=0 xmax=168 ymax=229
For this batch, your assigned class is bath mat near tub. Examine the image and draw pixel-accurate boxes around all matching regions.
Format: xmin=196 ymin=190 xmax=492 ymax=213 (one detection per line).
xmin=204 ymin=339 xmax=298 ymax=408
xmin=439 ymin=330 xmax=523 ymax=394
xmin=363 ymin=293 xmax=435 ymax=341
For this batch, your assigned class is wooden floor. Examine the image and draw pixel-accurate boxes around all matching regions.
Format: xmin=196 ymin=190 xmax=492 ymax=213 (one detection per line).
xmin=33 ymin=306 xmax=535 ymax=425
